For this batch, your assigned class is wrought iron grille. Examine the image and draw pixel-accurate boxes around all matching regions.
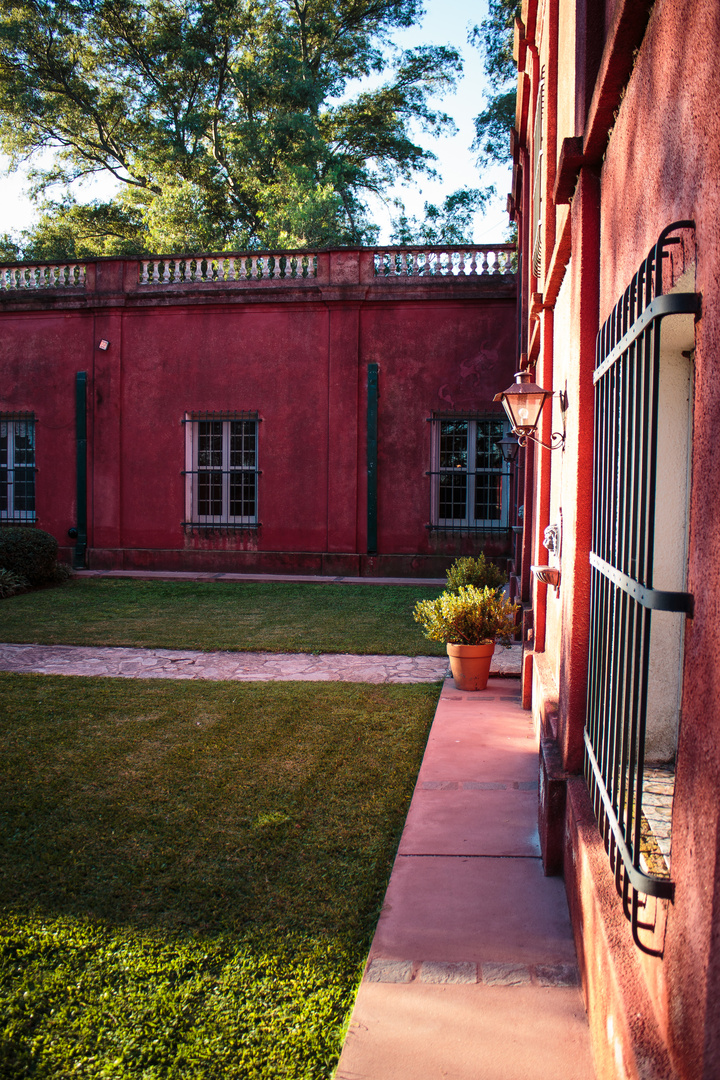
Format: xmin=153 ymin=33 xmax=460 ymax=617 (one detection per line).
xmin=585 ymin=222 xmax=698 ymax=950
xmin=182 ymin=412 xmax=260 ymax=533
xmin=1 ymin=413 xmax=36 ymax=524
xmin=427 ymin=413 xmax=511 ymax=536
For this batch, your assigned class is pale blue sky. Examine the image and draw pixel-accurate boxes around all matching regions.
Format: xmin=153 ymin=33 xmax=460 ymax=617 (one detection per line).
xmin=0 ymin=0 xmax=511 ymax=245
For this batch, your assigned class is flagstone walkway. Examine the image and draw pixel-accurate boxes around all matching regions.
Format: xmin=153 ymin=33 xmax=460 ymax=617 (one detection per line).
xmin=0 ymin=642 xmax=522 ymax=682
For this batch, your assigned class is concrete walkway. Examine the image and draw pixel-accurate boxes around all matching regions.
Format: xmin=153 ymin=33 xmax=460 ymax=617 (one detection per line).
xmin=0 ymin=642 xmax=523 ymax=682
xmin=336 ymin=677 xmax=595 ymax=1080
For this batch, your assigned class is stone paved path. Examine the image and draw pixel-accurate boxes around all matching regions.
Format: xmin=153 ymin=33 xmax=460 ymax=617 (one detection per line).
xmin=0 ymin=642 xmax=522 ymax=683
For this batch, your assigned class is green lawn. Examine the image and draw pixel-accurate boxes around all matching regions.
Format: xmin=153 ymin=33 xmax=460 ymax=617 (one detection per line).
xmin=0 ymin=673 xmax=439 ymax=1078
xmin=0 ymin=578 xmax=446 ymax=655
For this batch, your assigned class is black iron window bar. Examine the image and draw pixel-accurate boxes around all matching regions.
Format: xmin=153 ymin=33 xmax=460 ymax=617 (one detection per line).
xmin=426 ymin=413 xmax=512 ymax=536
xmin=0 ymin=412 xmax=36 ymax=525
xmin=585 ymin=221 xmax=699 ymax=952
xmin=182 ymin=411 xmax=261 ymax=534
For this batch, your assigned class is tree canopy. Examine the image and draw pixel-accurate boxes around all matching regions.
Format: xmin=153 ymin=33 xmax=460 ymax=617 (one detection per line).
xmin=0 ymin=0 xmax=468 ymax=257
xmin=471 ymin=0 xmax=519 ymax=169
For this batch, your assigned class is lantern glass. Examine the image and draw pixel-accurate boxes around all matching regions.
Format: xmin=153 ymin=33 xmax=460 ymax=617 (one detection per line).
xmin=494 ymin=372 xmax=552 ymax=435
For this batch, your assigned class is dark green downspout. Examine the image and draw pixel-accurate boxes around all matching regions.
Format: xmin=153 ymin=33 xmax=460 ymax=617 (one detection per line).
xmin=74 ymin=371 xmax=88 ymax=569
xmin=367 ymin=363 xmax=378 ymax=555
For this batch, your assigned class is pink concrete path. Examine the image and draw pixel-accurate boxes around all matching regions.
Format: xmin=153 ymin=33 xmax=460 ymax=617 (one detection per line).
xmin=336 ymin=677 xmax=596 ymax=1080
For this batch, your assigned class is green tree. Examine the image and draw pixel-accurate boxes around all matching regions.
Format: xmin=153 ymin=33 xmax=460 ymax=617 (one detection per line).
xmin=389 ymin=187 xmax=492 ymax=245
xmin=470 ymin=0 xmax=520 ymax=169
xmin=0 ymin=0 xmax=463 ymax=257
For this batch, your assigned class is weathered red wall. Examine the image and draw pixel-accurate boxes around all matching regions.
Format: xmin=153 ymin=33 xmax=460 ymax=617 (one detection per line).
xmin=0 ymin=250 xmax=516 ymax=576
xmin=600 ymin=4 xmax=720 ymax=1075
xmin=514 ymin=0 xmax=720 ymax=1075
xmin=598 ymin=1 xmax=720 ymax=1075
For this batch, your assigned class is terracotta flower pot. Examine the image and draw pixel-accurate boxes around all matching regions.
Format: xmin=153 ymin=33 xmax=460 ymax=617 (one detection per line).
xmin=446 ymin=641 xmax=495 ymax=691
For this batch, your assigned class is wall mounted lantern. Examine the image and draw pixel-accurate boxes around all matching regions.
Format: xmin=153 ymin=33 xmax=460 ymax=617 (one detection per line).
xmin=493 ymin=370 xmax=565 ymax=450
xmin=495 ymin=433 xmax=520 ymax=464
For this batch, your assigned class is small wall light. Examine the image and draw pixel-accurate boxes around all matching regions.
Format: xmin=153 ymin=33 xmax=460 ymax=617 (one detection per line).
xmin=495 ymin=433 xmax=520 ymax=464
xmin=98 ymin=339 xmax=110 ymax=351
xmin=493 ymin=370 xmax=565 ymax=450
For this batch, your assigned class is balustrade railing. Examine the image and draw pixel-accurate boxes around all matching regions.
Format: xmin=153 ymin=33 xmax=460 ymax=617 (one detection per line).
xmin=0 ymin=243 xmax=516 ymax=295
xmin=373 ymin=244 xmax=516 ymax=278
xmin=138 ymin=251 xmax=317 ymax=285
xmin=0 ymin=263 xmax=86 ymax=290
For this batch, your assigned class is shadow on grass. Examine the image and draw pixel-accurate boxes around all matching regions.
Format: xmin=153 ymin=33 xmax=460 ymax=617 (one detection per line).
xmin=0 ymin=673 xmax=439 ymax=1079
xmin=0 ymin=674 xmax=439 ymax=936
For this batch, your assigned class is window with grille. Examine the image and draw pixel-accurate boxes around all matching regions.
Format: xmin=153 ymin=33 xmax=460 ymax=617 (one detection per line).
xmin=183 ymin=413 xmax=259 ymax=530
xmin=531 ymin=72 xmax=545 ymax=280
xmin=429 ymin=415 xmax=510 ymax=531
xmin=585 ymin=221 xmax=698 ymax=952
xmin=1 ymin=414 xmax=36 ymax=524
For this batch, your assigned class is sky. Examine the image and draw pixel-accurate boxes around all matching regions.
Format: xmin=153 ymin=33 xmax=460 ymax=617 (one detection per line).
xmin=0 ymin=0 xmax=512 ymax=247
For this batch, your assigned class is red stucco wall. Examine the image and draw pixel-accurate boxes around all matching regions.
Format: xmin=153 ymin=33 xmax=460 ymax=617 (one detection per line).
xmin=514 ymin=0 xmax=720 ymax=1075
xmin=598 ymin=2 xmax=720 ymax=1075
xmin=0 ymin=251 xmax=516 ymax=576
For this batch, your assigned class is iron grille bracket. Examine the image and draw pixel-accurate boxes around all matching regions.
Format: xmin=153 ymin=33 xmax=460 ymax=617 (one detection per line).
xmin=594 ymin=292 xmax=701 ymax=384
xmin=589 ymin=553 xmax=694 ymax=615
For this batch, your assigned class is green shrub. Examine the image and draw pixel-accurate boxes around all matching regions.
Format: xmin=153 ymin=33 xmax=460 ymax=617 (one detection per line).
xmin=413 ymin=585 xmax=517 ymax=646
xmin=445 ymin=555 xmax=506 ymax=594
xmin=0 ymin=527 xmax=58 ymax=585
xmin=0 ymin=568 xmax=30 ymax=598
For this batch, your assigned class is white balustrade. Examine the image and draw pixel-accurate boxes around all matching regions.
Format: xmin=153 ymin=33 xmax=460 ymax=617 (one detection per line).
xmin=373 ymin=244 xmax=516 ymax=278
xmin=0 ymin=262 xmax=86 ymax=289
xmin=136 ymin=251 xmax=318 ymax=286
xmin=0 ymin=247 xmax=513 ymax=293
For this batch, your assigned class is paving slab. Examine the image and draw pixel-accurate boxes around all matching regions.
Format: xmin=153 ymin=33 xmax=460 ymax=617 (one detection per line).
xmin=337 ymin=983 xmax=594 ymax=1080
xmin=335 ymin=677 xmax=595 ymax=1080
xmin=415 ymin=680 xmax=537 ymax=784
xmin=369 ymin=854 xmax=577 ymax=965
xmin=398 ymin=786 xmax=541 ymax=857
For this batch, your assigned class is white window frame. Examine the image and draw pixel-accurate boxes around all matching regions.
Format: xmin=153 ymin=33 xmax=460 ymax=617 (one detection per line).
xmin=1 ymin=414 xmax=36 ymax=523
xmin=430 ymin=414 xmax=511 ymax=530
xmin=184 ymin=413 xmax=259 ymax=529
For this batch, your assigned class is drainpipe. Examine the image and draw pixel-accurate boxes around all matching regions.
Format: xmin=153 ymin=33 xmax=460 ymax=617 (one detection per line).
xmin=73 ymin=371 xmax=88 ymax=569
xmin=366 ymin=363 xmax=379 ymax=555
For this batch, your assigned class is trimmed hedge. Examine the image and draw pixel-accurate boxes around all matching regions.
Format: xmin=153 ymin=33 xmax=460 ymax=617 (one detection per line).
xmin=444 ymin=554 xmax=506 ymax=594
xmin=0 ymin=527 xmax=58 ymax=585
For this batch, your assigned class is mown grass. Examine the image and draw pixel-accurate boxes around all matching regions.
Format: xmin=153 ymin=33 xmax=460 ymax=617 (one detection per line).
xmin=0 ymin=673 xmax=439 ymax=1078
xmin=0 ymin=578 xmax=445 ymax=655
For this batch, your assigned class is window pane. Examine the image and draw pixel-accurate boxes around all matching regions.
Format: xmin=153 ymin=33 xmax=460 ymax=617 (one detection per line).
xmin=439 ymin=472 xmax=467 ymax=519
xmin=476 ymin=419 xmax=503 ymax=470
xmin=230 ymin=421 xmax=256 ymax=469
xmin=439 ymin=421 xmax=468 ymax=470
xmin=197 ymin=422 xmax=223 ymax=468
xmin=1 ymin=419 xmax=35 ymax=519
xmin=0 ymin=427 xmax=7 ymax=511
xmin=230 ymin=472 xmax=256 ymax=517
xmin=197 ymin=472 xmax=223 ymax=516
xmin=13 ymin=467 xmax=35 ymax=513
xmin=475 ymin=473 xmax=502 ymax=521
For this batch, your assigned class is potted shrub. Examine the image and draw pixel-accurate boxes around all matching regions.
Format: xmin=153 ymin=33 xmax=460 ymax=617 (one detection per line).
xmin=413 ymin=585 xmax=518 ymax=691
